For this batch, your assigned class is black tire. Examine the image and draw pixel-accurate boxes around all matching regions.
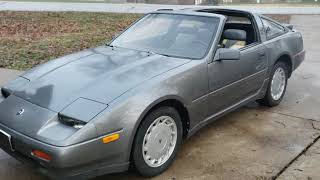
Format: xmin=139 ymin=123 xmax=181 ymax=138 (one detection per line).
xmin=258 ymin=61 xmax=289 ymax=107
xmin=132 ymin=106 xmax=183 ymax=177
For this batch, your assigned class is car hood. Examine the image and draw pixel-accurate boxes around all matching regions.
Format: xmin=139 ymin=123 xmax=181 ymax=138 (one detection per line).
xmin=13 ymin=46 xmax=190 ymax=112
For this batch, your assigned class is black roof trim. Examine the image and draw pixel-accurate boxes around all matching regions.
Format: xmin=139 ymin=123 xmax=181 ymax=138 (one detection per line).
xmin=156 ymin=8 xmax=174 ymax=11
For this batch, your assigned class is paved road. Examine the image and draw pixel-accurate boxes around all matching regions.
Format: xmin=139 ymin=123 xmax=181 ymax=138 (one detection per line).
xmin=0 ymin=15 xmax=320 ymax=180
xmin=1 ymin=1 xmax=320 ymax=14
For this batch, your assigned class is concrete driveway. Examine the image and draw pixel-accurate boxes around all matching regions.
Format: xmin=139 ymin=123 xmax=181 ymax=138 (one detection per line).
xmin=0 ymin=15 xmax=319 ymax=180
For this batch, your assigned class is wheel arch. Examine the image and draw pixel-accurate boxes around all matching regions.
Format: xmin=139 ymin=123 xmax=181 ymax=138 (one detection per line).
xmin=128 ymin=96 xmax=190 ymax=161
xmin=274 ymin=53 xmax=293 ymax=78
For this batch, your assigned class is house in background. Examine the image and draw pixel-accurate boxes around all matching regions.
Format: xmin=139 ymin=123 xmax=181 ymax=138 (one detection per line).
xmin=104 ymin=0 xmax=318 ymax=4
xmin=103 ymin=0 xmax=217 ymax=4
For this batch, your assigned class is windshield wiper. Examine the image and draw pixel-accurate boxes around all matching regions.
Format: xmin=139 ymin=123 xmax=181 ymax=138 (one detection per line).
xmin=106 ymin=44 xmax=116 ymax=48
xmin=105 ymin=45 xmax=172 ymax=58
xmin=146 ymin=51 xmax=171 ymax=57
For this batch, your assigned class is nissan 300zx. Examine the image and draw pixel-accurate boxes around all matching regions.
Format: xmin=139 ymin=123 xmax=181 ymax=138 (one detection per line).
xmin=0 ymin=8 xmax=305 ymax=179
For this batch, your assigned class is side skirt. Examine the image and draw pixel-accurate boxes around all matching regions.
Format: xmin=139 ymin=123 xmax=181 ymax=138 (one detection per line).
xmin=187 ymin=78 xmax=269 ymax=138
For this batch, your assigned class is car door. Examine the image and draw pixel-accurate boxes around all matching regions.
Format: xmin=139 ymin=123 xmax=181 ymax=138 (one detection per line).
xmin=206 ymin=43 xmax=267 ymax=116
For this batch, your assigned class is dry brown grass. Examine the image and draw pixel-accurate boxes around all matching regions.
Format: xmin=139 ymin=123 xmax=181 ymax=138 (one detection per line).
xmin=0 ymin=11 xmax=141 ymax=70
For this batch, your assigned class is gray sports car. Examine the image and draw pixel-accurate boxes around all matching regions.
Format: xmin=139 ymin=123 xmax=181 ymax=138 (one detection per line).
xmin=0 ymin=8 xmax=304 ymax=179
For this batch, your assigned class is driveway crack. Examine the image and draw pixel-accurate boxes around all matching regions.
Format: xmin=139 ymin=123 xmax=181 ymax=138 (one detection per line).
xmin=273 ymin=120 xmax=286 ymax=128
xmin=272 ymin=134 xmax=320 ymax=180
xmin=312 ymin=122 xmax=320 ymax=130
xmin=260 ymin=109 xmax=319 ymax=122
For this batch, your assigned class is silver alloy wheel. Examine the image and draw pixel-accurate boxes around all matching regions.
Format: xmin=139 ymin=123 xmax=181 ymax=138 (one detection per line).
xmin=271 ymin=67 xmax=286 ymax=101
xmin=142 ymin=116 xmax=177 ymax=168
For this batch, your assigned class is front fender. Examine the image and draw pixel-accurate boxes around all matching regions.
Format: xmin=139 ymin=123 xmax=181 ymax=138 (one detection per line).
xmin=91 ymin=84 xmax=186 ymax=162
xmin=91 ymin=60 xmax=207 ymax=163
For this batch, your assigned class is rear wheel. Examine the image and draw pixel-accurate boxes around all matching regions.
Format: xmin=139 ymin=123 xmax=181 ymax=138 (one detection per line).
xmin=258 ymin=61 xmax=289 ymax=107
xmin=132 ymin=106 xmax=183 ymax=177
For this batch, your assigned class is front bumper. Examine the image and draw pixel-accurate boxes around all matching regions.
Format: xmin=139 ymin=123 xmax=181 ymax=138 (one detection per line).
xmin=0 ymin=123 xmax=129 ymax=180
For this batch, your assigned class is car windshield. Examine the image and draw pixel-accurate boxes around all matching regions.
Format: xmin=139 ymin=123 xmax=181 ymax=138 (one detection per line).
xmin=110 ymin=13 xmax=220 ymax=59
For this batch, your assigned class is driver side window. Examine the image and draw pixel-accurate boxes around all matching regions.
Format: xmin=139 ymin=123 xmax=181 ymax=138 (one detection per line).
xmin=219 ymin=15 xmax=258 ymax=50
xmin=221 ymin=29 xmax=247 ymax=49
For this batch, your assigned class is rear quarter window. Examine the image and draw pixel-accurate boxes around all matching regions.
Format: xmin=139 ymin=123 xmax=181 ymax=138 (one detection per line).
xmin=261 ymin=18 xmax=286 ymax=40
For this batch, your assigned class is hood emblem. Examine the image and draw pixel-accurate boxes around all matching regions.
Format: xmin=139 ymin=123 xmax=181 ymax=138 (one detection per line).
xmin=16 ymin=109 xmax=25 ymax=116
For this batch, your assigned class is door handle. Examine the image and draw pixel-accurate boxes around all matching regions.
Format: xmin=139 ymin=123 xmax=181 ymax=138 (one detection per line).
xmin=259 ymin=52 xmax=266 ymax=57
xmin=258 ymin=52 xmax=266 ymax=60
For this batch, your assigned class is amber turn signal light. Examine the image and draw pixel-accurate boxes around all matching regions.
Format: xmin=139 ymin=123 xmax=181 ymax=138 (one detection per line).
xmin=31 ymin=150 xmax=52 ymax=161
xmin=102 ymin=133 xmax=120 ymax=144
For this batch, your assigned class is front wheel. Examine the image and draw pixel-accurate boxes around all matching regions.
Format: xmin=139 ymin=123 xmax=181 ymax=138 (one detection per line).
xmin=258 ymin=61 xmax=289 ymax=107
xmin=132 ymin=106 xmax=183 ymax=177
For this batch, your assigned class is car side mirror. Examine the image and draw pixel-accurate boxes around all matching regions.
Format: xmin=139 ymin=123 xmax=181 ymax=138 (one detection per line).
xmin=214 ymin=48 xmax=240 ymax=61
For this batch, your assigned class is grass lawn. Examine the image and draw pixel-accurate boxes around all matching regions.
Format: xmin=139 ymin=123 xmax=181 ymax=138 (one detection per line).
xmin=0 ymin=11 xmax=290 ymax=70
xmin=0 ymin=11 xmax=142 ymax=70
